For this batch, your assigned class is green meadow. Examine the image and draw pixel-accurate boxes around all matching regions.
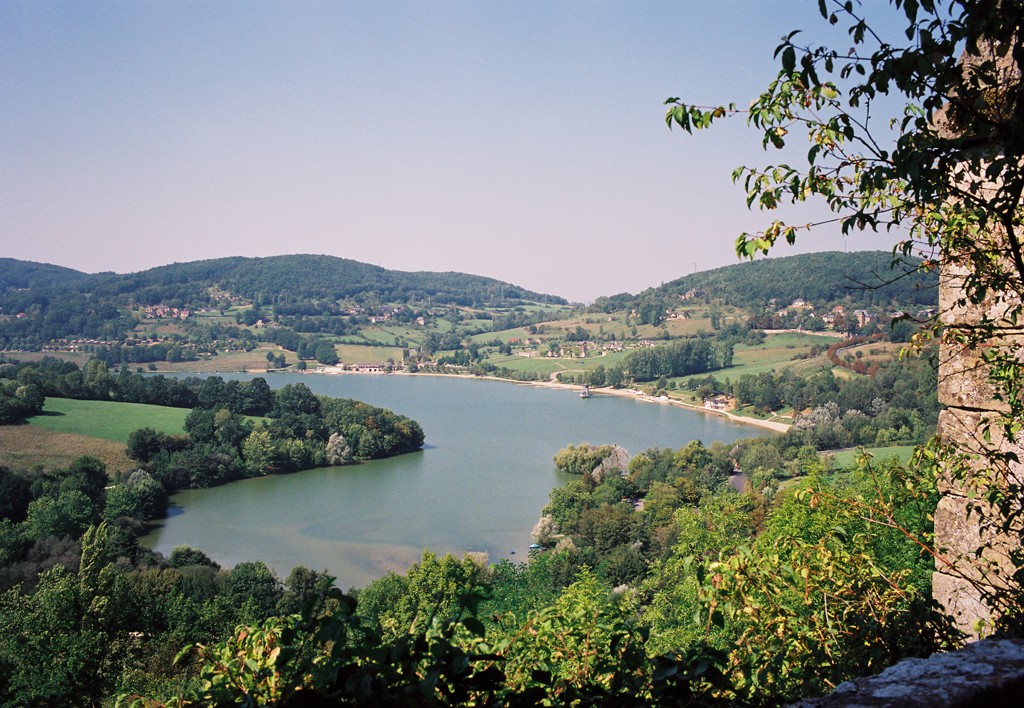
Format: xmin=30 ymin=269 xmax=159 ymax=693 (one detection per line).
xmin=826 ymin=445 xmax=917 ymax=468
xmin=30 ymin=398 xmax=190 ymax=443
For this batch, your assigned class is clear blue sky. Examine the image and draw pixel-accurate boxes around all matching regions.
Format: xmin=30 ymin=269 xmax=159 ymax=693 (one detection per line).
xmin=1 ymin=0 xmax=905 ymax=302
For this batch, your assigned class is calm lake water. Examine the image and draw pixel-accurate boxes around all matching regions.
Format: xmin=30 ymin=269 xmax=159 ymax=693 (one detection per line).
xmin=140 ymin=373 xmax=768 ymax=589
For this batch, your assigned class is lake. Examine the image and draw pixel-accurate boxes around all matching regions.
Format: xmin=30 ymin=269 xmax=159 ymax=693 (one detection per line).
xmin=140 ymin=373 xmax=768 ymax=589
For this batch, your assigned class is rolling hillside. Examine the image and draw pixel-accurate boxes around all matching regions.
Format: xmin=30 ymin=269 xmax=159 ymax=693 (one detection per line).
xmin=604 ymin=251 xmax=937 ymax=311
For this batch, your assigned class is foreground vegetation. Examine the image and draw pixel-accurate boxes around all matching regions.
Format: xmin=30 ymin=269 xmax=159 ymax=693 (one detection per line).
xmin=0 ymin=433 xmax=954 ymax=706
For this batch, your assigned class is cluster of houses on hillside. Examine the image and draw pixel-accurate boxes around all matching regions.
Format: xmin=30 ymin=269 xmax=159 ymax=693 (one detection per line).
xmin=770 ymin=298 xmax=876 ymax=331
xmin=141 ymin=306 xmax=190 ymax=320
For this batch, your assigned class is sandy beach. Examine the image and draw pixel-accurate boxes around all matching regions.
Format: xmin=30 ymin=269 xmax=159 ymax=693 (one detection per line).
xmin=519 ymin=379 xmax=792 ymax=433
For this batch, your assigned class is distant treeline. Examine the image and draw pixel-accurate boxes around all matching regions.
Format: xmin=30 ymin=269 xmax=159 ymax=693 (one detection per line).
xmin=0 ymin=255 xmax=566 ymax=330
xmin=625 ymin=339 xmax=733 ymax=381
xmin=558 ymin=338 xmax=733 ymax=387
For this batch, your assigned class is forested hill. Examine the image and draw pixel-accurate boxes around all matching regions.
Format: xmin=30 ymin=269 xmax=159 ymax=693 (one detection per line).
xmin=598 ymin=251 xmax=937 ymax=311
xmin=0 ymin=258 xmax=89 ymax=293
xmin=0 ymin=254 xmax=567 ymax=308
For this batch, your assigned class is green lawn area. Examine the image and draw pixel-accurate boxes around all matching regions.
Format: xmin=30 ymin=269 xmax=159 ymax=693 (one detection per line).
xmin=726 ymin=332 xmax=839 ymax=378
xmin=487 ymin=354 xmax=569 ymax=376
xmin=30 ymin=398 xmax=190 ymax=443
xmin=826 ymin=445 xmax=917 ymax=468
xmin=333 ymin=343 xmax=404 ymax=363
xmin=468 ymin=326 xmax=533 ymax=343
xmin=486 ymin=348 xmax=634 ymax=378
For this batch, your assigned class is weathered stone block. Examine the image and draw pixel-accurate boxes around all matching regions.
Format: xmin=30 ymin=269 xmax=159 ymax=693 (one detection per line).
xmin=940 ymin=256 xmax=1023 ymax=326
xmin=791 ymin=638 xmax=1024 ymax=706
xmin=936 ymin=408 xmax=1024 ymax=493
xmin=933 ymin=494 xmax=1018 ymax=601
xmin=937 ymin=341 xmax=1004 ymax=410
xmin=932 ymin=570 xmax=995 ymax=638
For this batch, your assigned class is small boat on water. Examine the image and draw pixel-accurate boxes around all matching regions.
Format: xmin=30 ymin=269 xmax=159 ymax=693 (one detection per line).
xmin=579 ymin=385 xmax=590 ymax=399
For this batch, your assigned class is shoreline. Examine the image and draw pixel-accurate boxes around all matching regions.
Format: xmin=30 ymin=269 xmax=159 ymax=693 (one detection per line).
xmin=521 ymin=379 xmax=792 ymax=433
xmin=296 ymin=366 xmax=792 ymax=434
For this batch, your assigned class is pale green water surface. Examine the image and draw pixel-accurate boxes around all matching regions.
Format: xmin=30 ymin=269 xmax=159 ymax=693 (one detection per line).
xmin=141 ymin=374 xmax=767 ymax=588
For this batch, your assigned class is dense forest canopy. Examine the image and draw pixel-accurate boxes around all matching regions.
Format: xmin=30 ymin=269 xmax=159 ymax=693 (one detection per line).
xmin=0 ymin=254 xmax=568 ymax=312
xmin=0 ymin=259 xmax=89 ymax=294
xmin=606 ymin=251 xmax=937 ymax=312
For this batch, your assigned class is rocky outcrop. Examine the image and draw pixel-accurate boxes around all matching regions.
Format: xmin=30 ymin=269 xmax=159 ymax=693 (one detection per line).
xmin=791 ymin=638 xmax=1024 ymax=707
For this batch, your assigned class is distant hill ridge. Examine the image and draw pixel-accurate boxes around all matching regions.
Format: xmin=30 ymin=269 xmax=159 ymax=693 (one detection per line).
xmin=634 ymin=251 xmax=938 ymax=309
xmin=0 ymin=258 xmax=88 ymax=293
xmin=0 ymin=254 xmax=568 ymax=307
xmin=1 ymin=250 xmax=936 ymax=312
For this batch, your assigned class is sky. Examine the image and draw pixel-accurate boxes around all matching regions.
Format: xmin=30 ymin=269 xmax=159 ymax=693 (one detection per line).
xmin=0 ymin=0 xmax=909 ymax=303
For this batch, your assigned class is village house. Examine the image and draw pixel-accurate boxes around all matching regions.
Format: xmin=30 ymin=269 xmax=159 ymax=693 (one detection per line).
xmin=704 ymin=396 xmax=730 ymax=411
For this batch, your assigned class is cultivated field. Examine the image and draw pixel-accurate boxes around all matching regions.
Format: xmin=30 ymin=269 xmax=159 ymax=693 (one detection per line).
xmin=0 ymin=425 xmax=134 ymax=474
xmin=727 ymin=332 xmax=837 ymax=378
xmin=151 ymin=347 xmax=287 ymax=373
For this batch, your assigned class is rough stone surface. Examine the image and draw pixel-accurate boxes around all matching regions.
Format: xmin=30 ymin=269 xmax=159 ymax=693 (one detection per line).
xmin=790 ymin=639 xmax=1024 ymax=707
xmin=935 ymin=242 xmax=1024 ymax=637
xmin=933 ymin=571 xmax=995 ymax=635
xmin=935 ymin=409 xmax=1024 ymax=493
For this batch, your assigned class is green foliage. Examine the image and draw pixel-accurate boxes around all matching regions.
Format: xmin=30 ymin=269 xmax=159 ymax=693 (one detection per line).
xmin=105 ymin=471 xmax=168 ymax=522
xmin=639 ymin=251 xmax=936 ymax=312
xmin=0 ymin=466 xmax=32 ymax=523
xmin=0 ymin=565 xmax=110 ymax=703
xmin=497 ymin=571 xmax=652 ymax=701
xmin=627 ymin=338 xmax=733 ymax=383
xmin=0 ymin=380 xmax=45 ymax=424
xmin=371 ymin=551 xmax=488 ymax=639
xmin=167 ymin=545 xmax=220 ymax=570
xmin=552 ymin=443 xmax=615 ymax=477
xmin=127 ymin=427 xmax=175 ymax=463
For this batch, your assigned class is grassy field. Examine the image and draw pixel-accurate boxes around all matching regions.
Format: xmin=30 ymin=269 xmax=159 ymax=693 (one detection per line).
xmin=826 ymin=445 xmax=917 ymax=468
xmin=153 ymin=348 xmax=283 ymax=373
xmin=469 ymin=326 xmax=535 ymax=344
xmin=839 ymin=341 xmax=904 ymax=368
xmin=488 ymin=349 xmax=633 ymax=379
xmin=0 ymin=425 xmax=134 ymax=473
xmin=333 ymin=343 xmax=404 ymax=363
xmin=30 ymin=398 xmax=189 ymax=442
xmin=727 ymin=332 xmax=837 ymax=378
xmin=1 ymin=351 xmax=92 ymax=366
xmin=356 ymin=326 xmax=411 ymax=346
